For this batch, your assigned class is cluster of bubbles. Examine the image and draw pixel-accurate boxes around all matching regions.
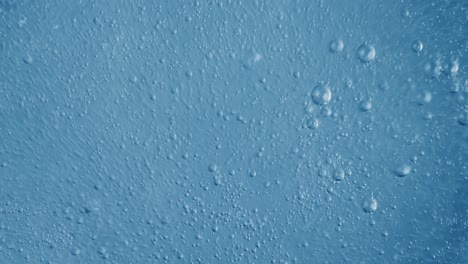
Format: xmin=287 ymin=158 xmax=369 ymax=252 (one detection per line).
xmin=305 ymin=35 xmax=462 ymax=216
xmin=305 ymin=40 xmax=378 ymax=131
xmin=409 ymin=39 xmax=465 ymax=126
xmin=329 ymin=38 xmax=377 ymax=63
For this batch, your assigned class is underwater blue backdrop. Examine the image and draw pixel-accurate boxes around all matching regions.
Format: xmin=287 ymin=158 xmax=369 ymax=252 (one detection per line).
xmin=0 ymin=0 xmax=467 ymax=263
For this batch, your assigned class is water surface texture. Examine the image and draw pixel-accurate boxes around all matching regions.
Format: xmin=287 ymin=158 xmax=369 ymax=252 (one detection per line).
xmin=1 ymin=1 xmax=467 ymax=263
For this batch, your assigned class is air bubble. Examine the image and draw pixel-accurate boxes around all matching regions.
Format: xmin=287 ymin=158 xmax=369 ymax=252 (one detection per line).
xmin=208 ymin=164 xmax=218 ymax=172
xmin=402 ymin=9 xmax=410 ymax=18
xmin=98 ymin=247 xmax=106 ymax=255
xmin=357 ymin=44 xmax=376 ymax=63
xmin=424 ymin=59 xmax=442 ymax=78
xmin=394 ymin=164 xmax=411 ymax=177
xmin=318 ymin=168 xmax=328 ymax=177
xmin=450 ymin=79 xmax=464 ymax=93
xmin=362 ymin=197 xmax=378 ymax=213
xmin=359 ymin=100 xmax=372 ymax=112
xmin=333 ymin=169 xmax=345 ymax=181
xmin=311 ymin=82 xmax=332 ymax=105
xmin=23 ymin=55 xmax=33 ymax=64
xmin=321 ymin=106 xmax=332 ymax=117
xmin=213 ymin=175 xmax=222 ymax=185
xmin=345 ymin=78 xmax=353 ymax=89
xmin=306 ymin=118 xmax=320 ymax=129
xmin=329 ymin=39 xmax=344 ymax=53
xmin=411 ymin=40 xmax=423 ymax=53
xmin=416 ymin=91 xmax=432 ymax=105
xmin=423 ymin=112 xmax=433 ymax=120
xmin=457 ymin=112 xmax=468 ymax=126
xmin=443 ymin=58 xmax=459 ymax=76
xmin=71 ymin=248 xmax=80 ymax=256
xmin=254 ymin=53 xmax=262 ymax=62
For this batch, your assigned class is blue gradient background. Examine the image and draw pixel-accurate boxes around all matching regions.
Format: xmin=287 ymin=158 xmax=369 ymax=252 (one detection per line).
xmin=0 ymin=0 xmax=467 ymax=263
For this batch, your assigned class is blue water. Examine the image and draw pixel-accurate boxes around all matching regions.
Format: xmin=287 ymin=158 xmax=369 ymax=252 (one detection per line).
xmin=0 ymin=1 xmax=467 ymax=263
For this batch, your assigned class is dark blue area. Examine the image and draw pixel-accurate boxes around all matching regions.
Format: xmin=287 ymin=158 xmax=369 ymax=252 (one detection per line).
xmin=0 ymin=1 xmax=467 ymax=263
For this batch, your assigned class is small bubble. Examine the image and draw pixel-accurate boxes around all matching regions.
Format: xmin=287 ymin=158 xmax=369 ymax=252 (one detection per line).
xmin=423 ymin=112 xmax=433 ymax=120
xmin=402 ymin=9 xmax=410 ymax=18
xmin=455 ymin=92 xmax=467 ymax=107
xmin=93 ymin=17 xmax=102 ymax=25
xmin=345 ymin=78 xmax=353 ymax=89
xmin=379 ymin=81 xmax=389 ymax=91
xmin=71 ymin=248 xmax=80 ymax=256
xmin=333 ymin=169 xmax=345 ymax=181
xmin=411 ymin=40 xmax=423 ymax=53
xmin=208 ymin=164 xmax=218 ymax=172
xmin=318 ymin=168 xmax=328 ymax=177
xmin=357 ymin=44 xmax=376 ymax=63
xmin=253 ymin=53 xmax=262 ymax=62
xmin=394 ymin=164 xmax=411 ymax=177
xmin=424 ymin=59 xmax=442 ymax=78
xmin=443 ymin=58 xmax=459 ymax=76
xmin=329 ymin=39 xmax=344 ymax=53
xmin=362 ymin=197 xmax=378 ymax=213
xmin=304 ymin=102 xmax=315 ymax=114
xmin=306 ymin=118 xmax=320 ymax=129
xmin=450 ymin=79 xmax=465 ymax=93
xmin=18 ymin=16 xmax=27 ymax=27
xmin=457 ymin=112 xmax=468 ymax=126
xmin=213 ymin=175 xmax=222 ymax=186
xmin=359 ymin=100 xmax=372 ymax=112
xmin=321 ymin=106 xmax=332 ymax=117
xmin=23 ymin=55 xmax=33 ymax=64
xmin=97 ymin=247 xmax=106 ymax=254
xmin=311 ymin=82 xmax=332 ymax=105
xmin=416 ymin=91 xmax=432 ymax=105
